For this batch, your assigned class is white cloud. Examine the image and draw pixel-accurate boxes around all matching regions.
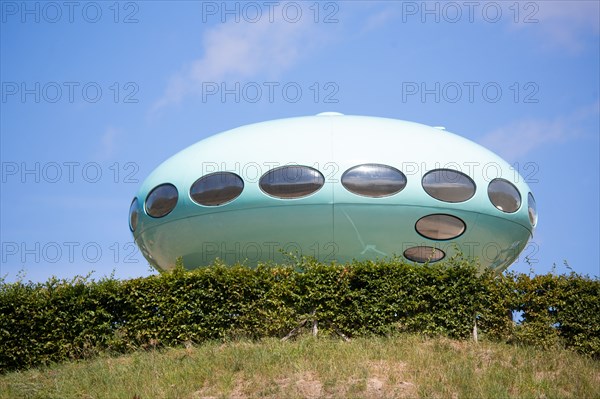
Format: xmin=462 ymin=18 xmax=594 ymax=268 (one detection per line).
xmin=479 ymin=118 xmax=570 ymax=160
xmin=360 ymin=6 xmax=400 ymax=33
xmin=510 ymin=1 xmax=599 ymax=53
xmin=153 ymin=18 xmax=329 ymax=110
xmin=479 ymin=101 xmax=599 ymax=161
xmin=94 ymin=126 xmax=119 ymax=160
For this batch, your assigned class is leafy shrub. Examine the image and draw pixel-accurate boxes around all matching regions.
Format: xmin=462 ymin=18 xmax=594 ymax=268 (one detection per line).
xmin=1 ymin=257 xmax=598 ymax=373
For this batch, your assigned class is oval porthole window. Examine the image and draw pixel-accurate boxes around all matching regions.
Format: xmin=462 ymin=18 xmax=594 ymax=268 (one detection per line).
xmin=145 ymin=183 xmax=178 ymax=218
xmin=528 ymin=192 xmax=538 ymax=227
xmin=403 ymin=246 xmax=445 ymax=263
xmin=415 ymin=214 xmax=466 ymax=240
xmin=422 ymin=169 xmax=476 ymax=203
xmin=488 ymin=178 xmax=521 ymax=213
xmin=341 ymin=164 xmax=407 ymax=197
xmin=259 ymin=165 xmax=325 ymax=199
xmin=190 ymin=172 xmax=244 ymax=206
xmin=129 ymin=197 xmax=138 ymax=232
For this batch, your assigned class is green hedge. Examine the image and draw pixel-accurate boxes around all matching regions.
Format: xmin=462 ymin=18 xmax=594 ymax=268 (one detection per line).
xmin=1 ymin=256 xmax=598 ymax=373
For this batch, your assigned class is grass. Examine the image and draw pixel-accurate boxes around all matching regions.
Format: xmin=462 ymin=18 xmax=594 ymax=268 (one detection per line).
xmin=1 ymin=335 xmax=599 ymax=399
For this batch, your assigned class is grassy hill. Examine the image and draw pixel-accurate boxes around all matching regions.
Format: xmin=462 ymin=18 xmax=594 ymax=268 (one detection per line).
xmin=1 ymin=335 xmax=599 ymax=399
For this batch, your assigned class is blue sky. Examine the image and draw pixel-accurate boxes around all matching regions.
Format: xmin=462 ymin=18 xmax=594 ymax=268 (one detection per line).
xmin=1 ymin=1 xmax=598 ymax=282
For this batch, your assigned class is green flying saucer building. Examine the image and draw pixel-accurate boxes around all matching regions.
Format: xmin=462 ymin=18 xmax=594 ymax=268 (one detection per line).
xmin=129 ymin=113 xmax=537 ymax=272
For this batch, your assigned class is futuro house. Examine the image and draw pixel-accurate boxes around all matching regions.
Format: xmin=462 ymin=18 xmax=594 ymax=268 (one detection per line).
xmin=129 ymin=113 xmax=537 ymax=272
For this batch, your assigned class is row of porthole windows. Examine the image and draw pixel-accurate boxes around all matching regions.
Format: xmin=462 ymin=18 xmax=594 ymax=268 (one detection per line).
xmin=129 ymin=164 xmax=538 ymax=231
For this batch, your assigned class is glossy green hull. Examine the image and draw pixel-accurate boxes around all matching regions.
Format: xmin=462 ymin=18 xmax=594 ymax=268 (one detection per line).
xmin=131 ymin=114 xmax=535 ymax=272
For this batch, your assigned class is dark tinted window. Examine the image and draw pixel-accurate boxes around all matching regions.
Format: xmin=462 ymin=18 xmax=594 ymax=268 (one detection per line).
xmin=403 ymin=246 xmax=445 ymax=263
xmin=487 ymin=178 xmax=521 ymax=213
xmin=129 ymin=197 xmax=138 ymax=231
xmin=422 ymin=169 xmax=475 ymax=203
xmin=528 ymin=192 xmax=537 ymax=226
xmin=145 ymin=183 xmax=178 ymax=218
xmin=259 ymin=166 xmax=324 ymax=199
xmin=341 ymin=164 xmax=407 ymax=197
xmin=190 ymin=172 xmax=244 ymax=206
xmin=415 ymin=214 xmax=465 ymax=240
